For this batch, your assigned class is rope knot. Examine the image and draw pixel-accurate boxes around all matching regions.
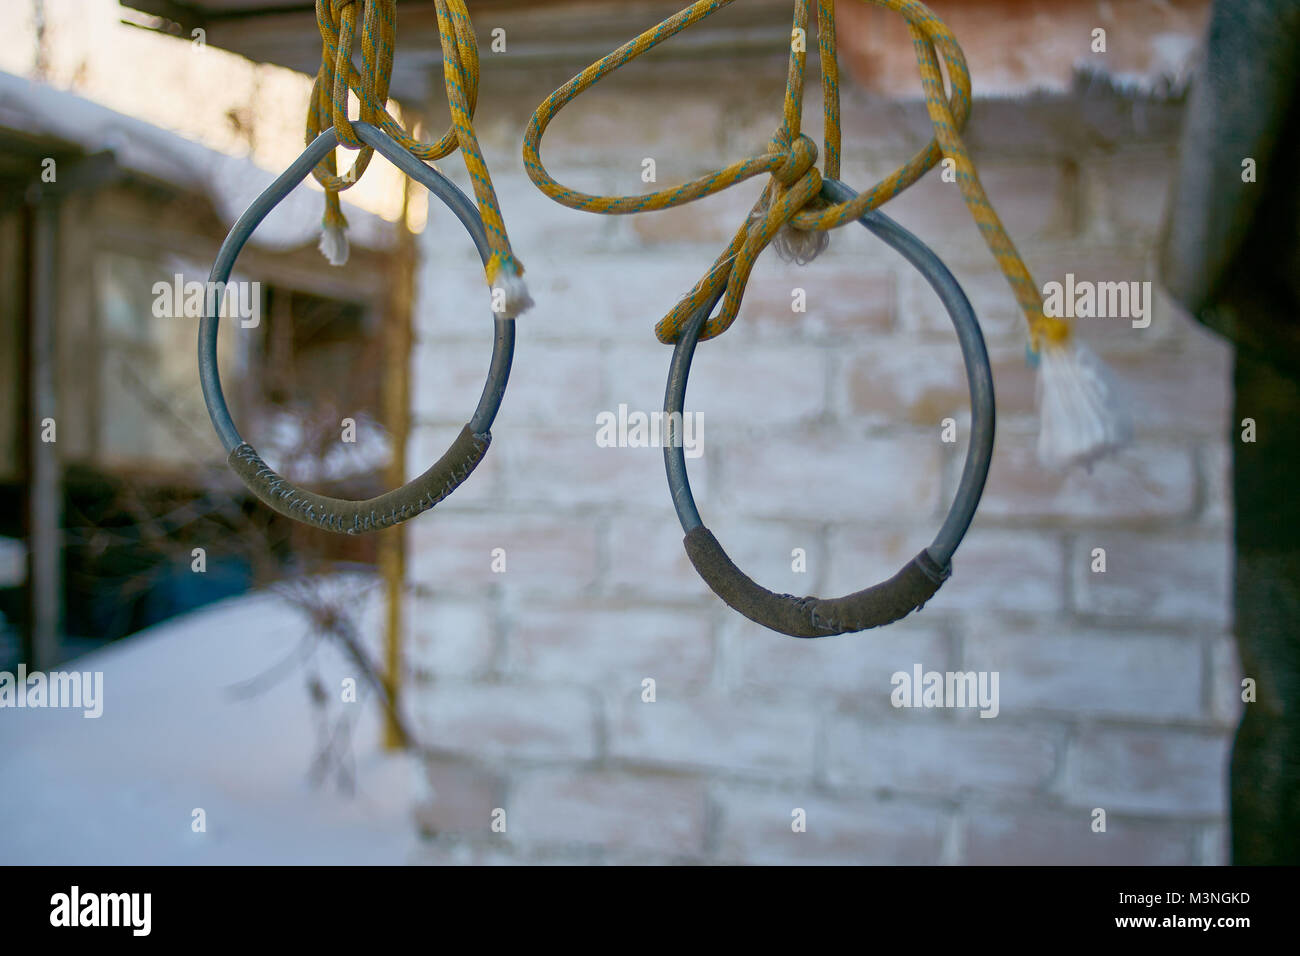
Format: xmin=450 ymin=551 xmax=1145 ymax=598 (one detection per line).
xmin=772 ymin=133 xmax=819 ymax=186
xmin=760 ymin=132 xmax=827 ymax=265
xmin=327 ymin=0 xmax=359 ymax=23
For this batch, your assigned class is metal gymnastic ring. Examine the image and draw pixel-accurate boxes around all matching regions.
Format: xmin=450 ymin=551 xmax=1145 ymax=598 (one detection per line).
xmin=199 ymin=121 xmax=514 ymax=535
xmin=663 ymin=177 xmax=996 ymax=637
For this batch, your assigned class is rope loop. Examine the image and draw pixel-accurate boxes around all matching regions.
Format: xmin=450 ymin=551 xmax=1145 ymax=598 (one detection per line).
xmin=524 ymin=0 xmax=1063 ymax=349
xmin=304 ymin=0 xmax=527 ymax=309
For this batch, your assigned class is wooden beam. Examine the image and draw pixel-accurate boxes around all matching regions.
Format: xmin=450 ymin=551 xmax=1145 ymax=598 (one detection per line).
xmin=120 ymin=1 xmax=797 ymax=101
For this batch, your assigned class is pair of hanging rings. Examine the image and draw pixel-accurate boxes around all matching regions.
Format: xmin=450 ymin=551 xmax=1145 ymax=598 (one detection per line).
xmin=200 ymin=126 xmax=994 ymax=636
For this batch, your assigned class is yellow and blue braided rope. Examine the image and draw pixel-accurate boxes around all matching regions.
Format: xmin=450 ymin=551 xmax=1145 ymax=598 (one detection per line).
xmin=307 ymin=0 xmax=524 ymax=289
xmin=523 ymin=0 xmax=1062 ymax=349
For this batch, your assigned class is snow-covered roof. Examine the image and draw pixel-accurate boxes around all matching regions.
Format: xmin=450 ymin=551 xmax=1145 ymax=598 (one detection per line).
xmin=0 ymin=583 xmax=421 ymax=864
xmin=0 ymin=71 xmax=392 ymax=252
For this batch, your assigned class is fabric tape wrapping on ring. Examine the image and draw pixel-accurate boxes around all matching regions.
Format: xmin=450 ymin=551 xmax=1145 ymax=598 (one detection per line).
xmin=662 ymin=182 xmax=993 ymax=638
xmin=228 ymin=424 xmax=490 ymax=535
xmin=684 ymin=526 xmax=950 ymax=638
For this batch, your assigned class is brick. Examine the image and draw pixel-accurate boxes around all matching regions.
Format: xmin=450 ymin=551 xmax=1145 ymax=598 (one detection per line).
xmin=1066 ymin=727 xmax=1230 ymax=816
xmin=951 ymin=96 xmax=1086 ymax=159
xmin=1200 ymin=824 xmax=1230 ymax=866
xmin=721 ymin=430 xmax=942 ymax=521
xmin=1105 ymin=338 xmax=1232 ymax=436
xmin=833 ymin=96 xmax=930 ymax=161
xmin=410 ymin=682 xmax=597 ymax=762
xmin=1209 ymin=637 xmax=1244 ymax=728
xmin=937 ymin=527 xmax=1066 ymax=614
xmin=713 ymin=786 xmax=947 ymax=865
xmin=881 ymin=160 xmax=1075 ymax=246
xmin=986 ymin=344 xmax=1040 ymax=422
xmin=505 ymin=603 xmax=713 ymax=688
xmin=386 ymin=56 xmax=1237 ymax=859
xmin=599 ymin=340 xmax=673 ymax=431
xmin=1082 ymin=146 xmax=1177 ymax=240
xmin=1201 ymin=440 xmax=1231 ymax=527
xmin=602 ymin=512 xmax=714 ymax=599
xmin=523 ymin=83 xmax=730 ymax=171
xmin=630 ymin=178 xmax=767 ymax=246
xmin=898 ymin=259 xmax=1030 ymax=342
xmin=606 ymin=339 xmax=827 ymax=432
xmin=962 ymin=620 xmax=1202 ymax=721
xmin=1017 ymin=246 xmax=1179 ymax=350
xmin=977 ymin=431 xmax=1196 ymax=522
xmin=840 ymin=340 xmax=970 ymax=426
xmin=412 ymin=340 xmax=500 ymax=425
xmin=1020 ymin=245 xmax=1154 ymax=294
xmin=413 ymin=250 xmax=502 ymax=342
xmin=499 ymin=337 xmax=608 ymax=429
xmin=822 ymin=521 xmax=931 ymax=593
xmin=985 ymin=325 xmax=1231 ymax=433
xmin=1070 ymin=533 xmax=1231 ymax=626
xmin=498 ymin=424 xmax=702 ymax=511
xmin=412 ymin=759 xmax=504 ymax=837
xmin=714 ymin=72 xmax=816 ymax=157
xmin=742 ymin=267 xmax=895 ymax=341
xmin=1138 ymin=282 xmax=1200 ymax=350
xmin=407 ymin=513 xmax=599 ymax=595
xmin=825 ymin=711 xmax=1059 ymax=795
xmin=735 ymin=616 xmax=948 ymax=700
xmin=483 ymin=173 xmax=624 ymax=258
xmin=414 ymin=338 xmax=606 ymax=430
xmin=404 ymin=594 xmax=496 ymax=679
xmin=836 ymin=2 xmax=1206 ymax=99
xmin=416 ymin=249 xmax=709 ymax=345
xmin=961 ymin=808 xmax=1195 ymax=865
xmin=605 ymin=513 xmax=828 ymax=602
xmin=684 ymin=342 xmax=830 ymax=430
xmin=820 ymin=522 xmax=1064 ymax=616
xmin=510 ymin=770 xmax=707 ymax=855
xmin=610 ymin=696 xmax=817 ymax=778
xmin=985 ymin=331 xmax=1217 ymax=430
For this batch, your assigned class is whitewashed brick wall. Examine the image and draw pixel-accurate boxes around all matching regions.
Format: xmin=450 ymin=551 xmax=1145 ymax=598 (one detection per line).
xmin=395 ymin=59 xmax=1235 ymax=865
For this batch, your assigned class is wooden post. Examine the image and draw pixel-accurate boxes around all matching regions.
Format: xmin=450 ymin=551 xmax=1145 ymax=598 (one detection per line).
xmin=26 ymin=198 xmax=61 ymax=670
xmin=380 ymin=176 xmax=417 ymax=750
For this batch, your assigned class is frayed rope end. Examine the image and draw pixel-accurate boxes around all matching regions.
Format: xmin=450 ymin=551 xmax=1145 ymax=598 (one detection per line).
xmin=318 ymin=221 xmax=349 ymax=267
xmin=490 ymin=268 xmax=533 ymax=319
xmin=1035 ymin=338 xmax=1132 ymax=470
xmin=772 ymin=223 xmax=830 ymax=266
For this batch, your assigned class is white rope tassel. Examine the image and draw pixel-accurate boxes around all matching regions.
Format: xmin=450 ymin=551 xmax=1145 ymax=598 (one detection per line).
xmin=492 ymin=268 xmax=534 ymax=319
xmin=748 ymin=179 xmax=830 ymax=266
xmin=1035 ymin=338 xmax=1132 ymax=470
xmin=318 ymin=221 xmax=350 ymax=267
xmin=773 ymin=223 xmax=829 ymax=265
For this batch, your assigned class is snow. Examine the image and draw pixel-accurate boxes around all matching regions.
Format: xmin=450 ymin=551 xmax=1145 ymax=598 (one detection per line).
xmin=255 ymin=409 xmax=393 ymax=482
xmin=0 ymin=71 xmax=392 ymax=253
xmin=0 ymin=582 xmax=425 ymax=865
